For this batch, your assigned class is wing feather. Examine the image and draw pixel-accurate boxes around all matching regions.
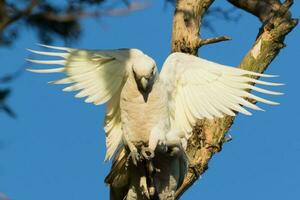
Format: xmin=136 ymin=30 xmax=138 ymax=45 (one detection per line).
xmin=160 ymin=52 xmax=282 ymax=138
xmin=27 ymin=45 xmax=142 ymax=160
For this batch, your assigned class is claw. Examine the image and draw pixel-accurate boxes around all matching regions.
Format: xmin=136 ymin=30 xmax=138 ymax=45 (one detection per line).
xmin=141 ymin=147 xmax=155 ymax=160
xmin=149 ymin=187 xmax=155 ymax=197
xmin=169 ymin=146 xmax=181 ymax=156
xmin=156 ymin=140 xmax=168 ymax=153
xmin=129 ymin=150 xmax=142 ymax=166
xmin=158 ymin=139 xmax=166 ymax=146
xmin=223 ymin=134 xmax=233 ymax=143
xmin=140 ymin=176 xmax=150 ymax=199
xmin=125 ymin=155 xmax=130 ymax=168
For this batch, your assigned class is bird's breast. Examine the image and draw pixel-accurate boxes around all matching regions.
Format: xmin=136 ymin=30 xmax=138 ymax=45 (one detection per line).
xmin=120 ymin=77 xmax=169 ymax=144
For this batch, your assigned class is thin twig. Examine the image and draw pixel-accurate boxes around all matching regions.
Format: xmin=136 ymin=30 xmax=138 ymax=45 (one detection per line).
xmin=197 ymin=35 xmax=231 ymax=47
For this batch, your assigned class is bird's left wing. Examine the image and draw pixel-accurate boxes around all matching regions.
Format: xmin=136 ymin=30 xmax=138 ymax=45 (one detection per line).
xmin=160 ymin=52 xmax=283 ymax=137
xmin=27 ymin=44 xmax=144 ymax=160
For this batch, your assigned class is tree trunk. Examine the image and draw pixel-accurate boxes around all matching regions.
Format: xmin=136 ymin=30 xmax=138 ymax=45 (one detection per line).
xmin=171 ymin=0 xmax=298 ymax=199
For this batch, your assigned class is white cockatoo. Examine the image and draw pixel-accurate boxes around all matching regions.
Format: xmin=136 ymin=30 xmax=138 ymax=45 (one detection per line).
xmin=28 ymin=44 xmax=282 ymax=200
xmin=27 ymin=44 xmax=282 ymax=163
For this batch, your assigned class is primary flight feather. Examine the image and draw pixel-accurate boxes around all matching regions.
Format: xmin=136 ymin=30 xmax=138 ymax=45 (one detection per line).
xmin=27 ymin=44 xmax=283 ymax=162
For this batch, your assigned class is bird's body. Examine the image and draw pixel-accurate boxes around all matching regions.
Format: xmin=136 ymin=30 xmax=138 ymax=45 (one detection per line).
xmin=120 ymin=73 xmax=169 ymax=149
xmin=28 ymin=45 xmax=282 ymax=200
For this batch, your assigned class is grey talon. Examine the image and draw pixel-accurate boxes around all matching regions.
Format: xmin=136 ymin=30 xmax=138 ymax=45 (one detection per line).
xmin=141 ymin=147 xmax=155 ymax=160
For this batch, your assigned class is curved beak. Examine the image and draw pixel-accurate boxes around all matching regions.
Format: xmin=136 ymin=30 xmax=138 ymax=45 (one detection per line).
xmin=140 ymin=77 xmax=148 ymax=90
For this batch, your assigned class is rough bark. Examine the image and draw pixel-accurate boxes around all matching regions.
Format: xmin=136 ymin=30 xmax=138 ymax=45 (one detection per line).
xmin=172 ymin=0 xmax=298 ymax=199
xmin=171 ymin=0 xmax=231 ymax=55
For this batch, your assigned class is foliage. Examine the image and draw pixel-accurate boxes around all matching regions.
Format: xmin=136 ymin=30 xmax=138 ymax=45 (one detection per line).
xmin=0 ymin=0 xmax=141 ymax=118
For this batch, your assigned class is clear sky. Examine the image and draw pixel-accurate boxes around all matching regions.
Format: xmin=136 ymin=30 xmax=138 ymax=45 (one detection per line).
xmin=0 ymin=1 xmax=299 ymax=200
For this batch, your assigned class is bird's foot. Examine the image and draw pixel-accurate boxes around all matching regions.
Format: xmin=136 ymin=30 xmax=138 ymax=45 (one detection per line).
xmin=141 ymin=147 xmax=155 ymax=160
xmin=159 ymin=190 xmax=175 ymax=200
xmin=157 ymin=140 xmax=168 ymax=153
xmin=128 ymin=149 xmax=142 ymax=166
xmin=140 ymin=176 xmax=150 ymax=199
xmin=223 ymin=134 xmax=233 ymax=143
xmin=164 ymin=139 xmax=184 ymax=157
xmin=169 ymin=146 xmax=181 ymax=157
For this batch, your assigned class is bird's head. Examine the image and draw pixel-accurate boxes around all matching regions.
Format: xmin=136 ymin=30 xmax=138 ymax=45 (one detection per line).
xmin=132 ymin=56 xmax=157 ymax=101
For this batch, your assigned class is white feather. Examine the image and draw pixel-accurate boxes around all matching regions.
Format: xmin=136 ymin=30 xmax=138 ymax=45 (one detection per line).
xmin=27 ymin=45 xmax=138 ymax=160
xmin=160 ymin=52 xmax=282 ymax=137
xmin=28 ymin=47 xmax=283 ymax=160
xmin=27 ymin=49 xmax=68 ymax=58
xmin=248 ymin=85 xmax=283 ymax=95
xmin=27 ymin=68 xmax=65 ymax=73
xmin=48 ymin=78 xmax=73 ymax=84
xmin=27 ymin=59 xmax=66 ymax=65
xmin=37 ymin=43 xmax=72 ymax=51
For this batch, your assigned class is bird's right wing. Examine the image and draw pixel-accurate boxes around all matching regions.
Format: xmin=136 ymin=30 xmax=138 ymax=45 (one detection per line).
xmin=27 ymin=45 xmax=144 ymax=160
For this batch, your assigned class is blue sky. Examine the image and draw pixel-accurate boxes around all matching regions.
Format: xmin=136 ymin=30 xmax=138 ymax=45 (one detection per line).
xmin=0 ymin=1 xmax=299 ymax=199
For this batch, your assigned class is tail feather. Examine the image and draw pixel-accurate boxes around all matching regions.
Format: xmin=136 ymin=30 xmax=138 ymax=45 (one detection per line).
xmin=105 ymin=148 xmax=128 ymax=185
xmin=105 ymin=148 xmax=129 ymax=200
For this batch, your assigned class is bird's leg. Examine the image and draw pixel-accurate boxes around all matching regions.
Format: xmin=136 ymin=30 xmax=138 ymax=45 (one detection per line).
xmin=146 ymin=159 xmax=156 ymax=198
xmin=122 ymin=125 xmax=142 ymax=166
xmin=139 ymin=175 xmax=150 ymax=199
xmin=127 ymin=145 xmax=142 ymax=166
xmin=148 ymin=125 xmax=167 ymax=154
xmin=141 ymin=145 xmax=157 ymax=199
xmin=165 ymin=129 xmax=187 ymax=156
xmin=125 ymin=149 xmax=140 ymax=166
xmin=158 ymin=191 xmax=175 ymax=200
xmin=141 ymin=146 xmax=155 ymax=160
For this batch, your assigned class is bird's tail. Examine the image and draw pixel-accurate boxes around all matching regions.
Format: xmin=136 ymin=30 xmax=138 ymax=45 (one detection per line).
xmin=105 ymin=148 xmax=129 ymax=200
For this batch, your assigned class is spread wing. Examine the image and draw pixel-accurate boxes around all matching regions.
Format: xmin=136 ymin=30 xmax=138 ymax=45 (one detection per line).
xmin=160 ymin=52 xmax=283 ymax=137
xmin=27 ymin=44 xmax=144 ymax=160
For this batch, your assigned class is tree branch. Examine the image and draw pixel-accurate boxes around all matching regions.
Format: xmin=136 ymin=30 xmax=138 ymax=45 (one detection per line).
xmin=171 ymin=0 xmax=216 ymax=55
xmin=0 ymin=0 xmax=39 ymax=32
xmin=173 ymin=0 xmax=298 ymax=199
xmin=197 ymin=35 xmax=231 ymax=47
xmin=33 ymin=2 xmax=147 ymax=23
xmin=0 ymin=0 xmax=147 ymax=45
xmin=227 ymin=0 xmax=282 ymax=23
